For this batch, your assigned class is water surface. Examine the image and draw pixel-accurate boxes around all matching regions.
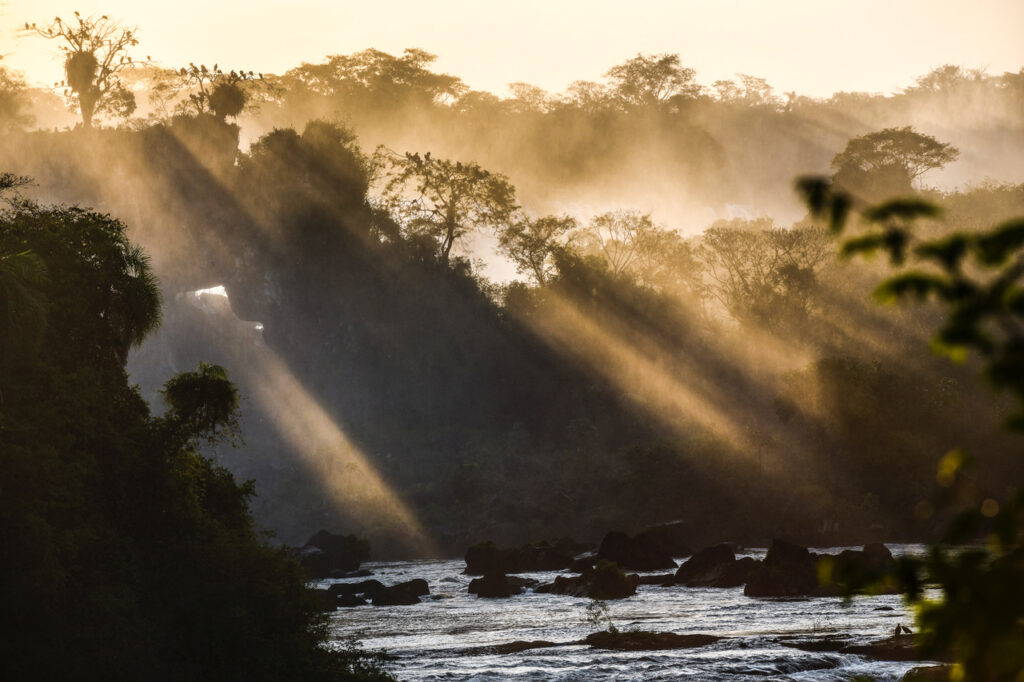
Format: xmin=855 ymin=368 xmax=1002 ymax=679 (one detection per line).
xmin=322 ymin=545 xmax=939 ymax=680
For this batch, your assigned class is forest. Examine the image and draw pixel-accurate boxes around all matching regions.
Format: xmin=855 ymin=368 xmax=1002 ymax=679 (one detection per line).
xmin=1 ymin=11 xmax=1023 ymax=680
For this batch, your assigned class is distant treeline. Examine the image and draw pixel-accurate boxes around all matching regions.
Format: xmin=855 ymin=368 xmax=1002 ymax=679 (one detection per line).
xmin=1 ymin=46 xmax=1023 ymax=556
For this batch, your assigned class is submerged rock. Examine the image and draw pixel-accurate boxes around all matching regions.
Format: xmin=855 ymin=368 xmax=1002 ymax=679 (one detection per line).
xmin=903 ymin=665 xmax=955 ymax=681
xmin=492 ymin=640 xmax=561 ymax=654
xmin=583 ymin=631 xmax=721 ymax=651
xmin=842 ymin=634 xmax=950 ymax=662
xmin=783 ymin=634 xmax=951 ymax=663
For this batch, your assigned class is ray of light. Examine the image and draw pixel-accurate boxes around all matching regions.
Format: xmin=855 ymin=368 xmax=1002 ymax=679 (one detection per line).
xmin=526 ymin=292 xmax=759 ymax=455
xmin=246 ymin=342 xmax=436 ymax=556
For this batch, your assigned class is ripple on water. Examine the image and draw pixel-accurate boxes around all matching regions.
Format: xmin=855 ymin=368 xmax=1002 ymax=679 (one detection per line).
xmin=325 ymin=546 xmax=934 ymax=681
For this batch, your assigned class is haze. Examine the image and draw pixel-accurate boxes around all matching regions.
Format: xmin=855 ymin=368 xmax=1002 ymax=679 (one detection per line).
xmin=4 ymin=0 xmax=1024 ymax=99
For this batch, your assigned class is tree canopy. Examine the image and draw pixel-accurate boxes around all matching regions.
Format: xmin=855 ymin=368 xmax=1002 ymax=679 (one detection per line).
xmin=25 ymin=12 xmax=143 ymax=128
xmin=378 ymin=151 xmax=518 ymax=264
xmin=831 ymin=126 xmax=960 ymax=201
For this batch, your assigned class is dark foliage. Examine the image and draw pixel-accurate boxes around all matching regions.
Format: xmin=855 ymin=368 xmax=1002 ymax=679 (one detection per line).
xmin=0 ymin=198 xmax=393 ymax=681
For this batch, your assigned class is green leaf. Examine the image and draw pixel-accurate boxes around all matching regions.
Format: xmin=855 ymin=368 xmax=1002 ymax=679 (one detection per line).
xmin=840 ymin=233 xmax=886 ymax=258
xmin=795 ymin=175 xmax=831 ymax=217
xmin=873 ymin=272 xmax=949 ymax=302
xmin=862 ymin=197 xmax=941 ymax=224
xmin=914 ymin=234 xmax=970 ymax=271
xmin=973 ymin=218 xmax=1024 ymax=266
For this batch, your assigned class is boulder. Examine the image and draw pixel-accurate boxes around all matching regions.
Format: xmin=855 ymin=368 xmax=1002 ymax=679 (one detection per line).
xmin=302 ymin=529 xmax=370 ymax=575
xmin=569 ymin=553 xmax=597 ymax=573
xmin=590 ymin=560 xmax=639 ymax=599
xmin=393 ymin=578 xmax=430 ymax=597
xmin=371 ymin=584 xmax=421 ymax=606
xmin=637 ymin=573 xmax=676 ymax=586
xmin=327 ymin=579 xmax=383 ymax=599
xmin=690 ymin=556 xmax=760 ymax=588
xmin=596 ymin=531 xmax=676 ymax=571
xmin=583 ymin=631 xmax=721 ymax=651
xmin=538 ymin=560 xmax=639 ymax=599
xmin=468 ymin=573 xmax=520 ymax=598
xmin=674 ymin=544 xmax=735 ymax=584
xmin=294 ymin=545 xmax=330 ymax=580
xmin=744 ymin=539 xmax=821 ymax=597
xmin=639 ymin=521 xmax=693 ymax=558
xmin=463 ymin=539 xmax=578 ymax=575
xmin=337 ymin=594 xmax=367 ymax=608
xmin=536 ymin=575 xmax=589 ymax=598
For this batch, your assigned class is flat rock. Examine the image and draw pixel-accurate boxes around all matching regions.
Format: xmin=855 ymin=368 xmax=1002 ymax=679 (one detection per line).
xmin=583 ymin=631 xmax=721 ymax=651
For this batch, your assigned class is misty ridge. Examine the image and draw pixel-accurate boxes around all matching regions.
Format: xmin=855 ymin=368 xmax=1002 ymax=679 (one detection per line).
xmin=2 ymin=40 xmax=1024 ymax=561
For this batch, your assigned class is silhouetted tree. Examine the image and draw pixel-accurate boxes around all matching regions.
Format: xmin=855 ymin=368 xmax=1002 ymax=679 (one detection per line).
xmin=573 ymin=210 xmax=659 ymax=277
xmin=176 ymin=63 xmax=264 ymax=120
xmin=497 ymin=214 xmax=576 ymax=285
xmin=378 ymin=151 xmax=517 ymax=264
xmin=698 ymin=218 xmax=830 ymax=329
xmin=605 ymin=53 xmax=700 ymax=108
xmin=24 ymin=12 xmax=143 ymax=128
xmin=831 ymin=127 xmax=959 ymax=201
xmin=0 ymin=68 xmax=33 ymax=130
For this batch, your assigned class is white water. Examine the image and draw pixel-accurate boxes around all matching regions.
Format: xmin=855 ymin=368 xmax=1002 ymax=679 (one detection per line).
xmin=320 ymin=545 xmax=942 ymax=681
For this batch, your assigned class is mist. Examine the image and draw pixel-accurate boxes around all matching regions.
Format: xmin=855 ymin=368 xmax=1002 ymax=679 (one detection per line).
xmin=2 ymin=46 xmax=1023 ymax=560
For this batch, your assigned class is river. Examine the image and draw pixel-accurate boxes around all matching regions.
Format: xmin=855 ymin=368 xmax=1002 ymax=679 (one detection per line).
xmin=318 ymin=545 xmax=940 ymax=680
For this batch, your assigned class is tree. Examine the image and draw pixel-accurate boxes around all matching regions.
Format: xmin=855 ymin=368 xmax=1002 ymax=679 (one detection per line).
xmin=505 ymin=82 xmax=551 ymax=113
xmin=497 ymin=214 xmax=576 ymax=285
xmin=573 ymin=210 xmax=657 ymax=277
xmin=831 ymin=127 xmax=960 ymax=201
xmin=161 ymin=362 xmax=241 ymax=442
xmin=563 ymin=80 xmax=611 ymax=111
xmin=604 ymin=53 xmax=700 ymax=108
xmin=282 ymin=48 xmax=466 ymax=108
xmin=0 ymin=191 xmax=396 ymax=681
xmin=377 ymin=151 xmax=518 ymax=265
xmin=25 ymin=12 xmax=143 ymax=128
xmin=569 ymin=210 xmax=701 ymax=293
xmin=697 ymin=218 xmax=830 ymax=329
xmin=0 ymin=67 xmax=33 ymax=130
xmin=0 ymin=247 xmax=48 ymax=376
xmin=798 ymin=175 xmax=1024 ymax=680
xmin=176 ymin=63 xmax=264 ymax=121
xmin=0 ymin=202 xmax=161 ymax=365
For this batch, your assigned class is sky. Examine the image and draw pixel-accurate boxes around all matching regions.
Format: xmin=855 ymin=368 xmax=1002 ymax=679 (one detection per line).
xmin=2 ymin=0 xmax=1023 ymax=99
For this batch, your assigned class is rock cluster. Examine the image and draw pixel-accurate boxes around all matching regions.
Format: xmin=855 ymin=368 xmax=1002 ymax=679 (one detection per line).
xmin=293 ymin=529 xmax=371 ymax=580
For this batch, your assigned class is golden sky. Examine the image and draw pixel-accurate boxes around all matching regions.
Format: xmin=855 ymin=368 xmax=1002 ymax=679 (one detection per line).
xmin=3 ymin=0 xmax=1023 ymax=98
